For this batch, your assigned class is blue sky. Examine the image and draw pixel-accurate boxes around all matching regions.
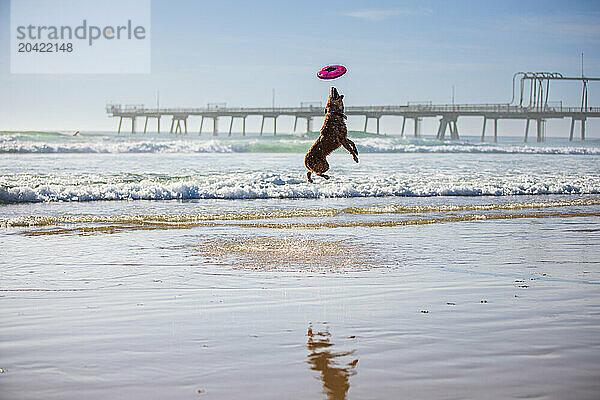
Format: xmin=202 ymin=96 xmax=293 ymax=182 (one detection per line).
xmin=0 ymin=0 xmax=599 ymax=136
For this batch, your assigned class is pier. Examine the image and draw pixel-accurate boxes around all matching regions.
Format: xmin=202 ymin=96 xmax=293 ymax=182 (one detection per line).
xmin=106 ymin=72 xmax=600 ymax=142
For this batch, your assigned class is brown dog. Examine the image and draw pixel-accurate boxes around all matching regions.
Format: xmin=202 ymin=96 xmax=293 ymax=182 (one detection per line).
xmin=305 ymin=87 xmax=359 ymax=182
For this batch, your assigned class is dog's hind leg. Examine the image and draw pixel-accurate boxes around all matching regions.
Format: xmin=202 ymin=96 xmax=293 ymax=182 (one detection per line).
xmin=307 ymin=171 xmax=313 ymax=183
xmin=307 ymin=158 xmax=329 ymax=181
xmin=342 ymin=138 xmax=359 ymax=163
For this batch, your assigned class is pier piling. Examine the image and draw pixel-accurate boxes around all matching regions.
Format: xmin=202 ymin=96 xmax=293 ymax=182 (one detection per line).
xmin=481 ymin=117 xmax=486 ymax=142
xmin=260 ymin=116 xmax=264 ymax=136
xmin=494 ymin=119 xmax=498 ymax=143
xmin=401 ymin=117 xmax=406 ymax=137
xmin=414 ymin=117 xmax=421 ymax=137
xmin=569 ymin=118 xmax=575 ymax=141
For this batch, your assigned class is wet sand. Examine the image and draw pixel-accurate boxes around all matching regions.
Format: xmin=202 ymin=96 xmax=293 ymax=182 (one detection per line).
xmin=1 ymin=196 xmax=600 ymax=399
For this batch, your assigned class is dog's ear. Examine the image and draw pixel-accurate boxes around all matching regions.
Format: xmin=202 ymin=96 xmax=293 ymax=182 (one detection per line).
xmin=331 ymin=87 xmax=338 ymax=99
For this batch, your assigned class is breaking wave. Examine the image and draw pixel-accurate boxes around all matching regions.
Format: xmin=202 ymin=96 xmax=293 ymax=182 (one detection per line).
xmin=1 ymin=132 xmax=600 ymax=154
xmin=2 ymin=171 xmax=599 ymax=203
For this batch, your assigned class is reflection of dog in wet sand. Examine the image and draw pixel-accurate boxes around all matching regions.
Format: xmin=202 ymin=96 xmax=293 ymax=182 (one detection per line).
xmin=304 ymin=87 xmax=359 ymax=183
xmin=307 ymin=324 xmax=358 ymax=400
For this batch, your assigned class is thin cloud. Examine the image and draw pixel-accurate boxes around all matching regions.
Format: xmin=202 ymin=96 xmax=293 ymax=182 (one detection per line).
xmin=345 ymin=8 xmax=431 ymax=21
xmin=509 ymin=14 xmax=600 ymax=42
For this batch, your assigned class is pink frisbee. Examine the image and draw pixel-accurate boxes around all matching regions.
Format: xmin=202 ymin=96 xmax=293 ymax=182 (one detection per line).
xmin=317 ymin=64 xmax=347 ymax=80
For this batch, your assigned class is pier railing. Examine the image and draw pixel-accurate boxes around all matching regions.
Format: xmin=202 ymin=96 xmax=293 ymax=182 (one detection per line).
xmin=106 ymin=103 xmax=600 ymax=115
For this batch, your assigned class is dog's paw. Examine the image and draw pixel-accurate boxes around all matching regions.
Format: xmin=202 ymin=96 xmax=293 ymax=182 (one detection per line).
xmin=319 ymin=174 xmax=330 ymax=180
xmin=353 ymin=155 xmax=359 ymax=163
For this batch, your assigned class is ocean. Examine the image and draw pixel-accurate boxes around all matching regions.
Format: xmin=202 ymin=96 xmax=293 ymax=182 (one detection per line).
xmin=1 ymin=130 xmax=599 ymax=399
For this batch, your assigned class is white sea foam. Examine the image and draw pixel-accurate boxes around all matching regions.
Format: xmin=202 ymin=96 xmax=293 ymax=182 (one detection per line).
xmin=0 ymin=138 xmax=236 ymax=154
xmin=2 ymin=171 xmax=599 ymax=203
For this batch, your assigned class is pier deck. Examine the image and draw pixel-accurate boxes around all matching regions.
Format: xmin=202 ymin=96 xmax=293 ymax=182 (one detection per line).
xmin=106 ymin=70 xmax=600 ymax=142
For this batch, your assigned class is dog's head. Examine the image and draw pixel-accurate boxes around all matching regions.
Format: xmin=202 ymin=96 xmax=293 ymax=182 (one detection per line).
xmin=326 ymin=87 xmax=344 ymax=112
